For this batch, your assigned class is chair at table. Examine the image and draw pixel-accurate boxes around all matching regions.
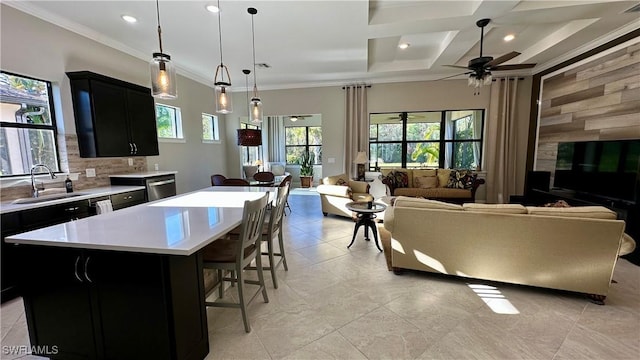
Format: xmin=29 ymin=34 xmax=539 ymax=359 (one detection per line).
xmin=231 ymin=183 xmax=290 ymax=289
xmin=202 ymin=193 xmax=270 ymax=333
xmin=243 ymin=165 xmax=259 ymax=179
xmin=222 ymin=178 xmax=250 ymax=186
xmin=211 ymin=174 xmax=226 ymax=186
xmin=279 ymin=174 xmax=293 ymax=214
xmin=253 ymin=171 xmax=275 ymax=184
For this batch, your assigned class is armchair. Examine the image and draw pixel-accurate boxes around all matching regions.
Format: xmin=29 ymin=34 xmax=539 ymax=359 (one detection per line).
xmin=316 ymin=174 xmax=374 ymax=218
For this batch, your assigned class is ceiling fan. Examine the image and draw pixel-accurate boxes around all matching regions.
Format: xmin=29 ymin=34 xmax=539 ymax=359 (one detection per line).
xmin=442 ymin=18 xmax=536 ymax=85
xmin=289 ymin=115 xmax=311 ymax=122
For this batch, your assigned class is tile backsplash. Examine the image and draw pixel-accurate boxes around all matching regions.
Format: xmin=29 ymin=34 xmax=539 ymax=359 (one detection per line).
xmin=1 ymin=134 xmax=147 ymax=201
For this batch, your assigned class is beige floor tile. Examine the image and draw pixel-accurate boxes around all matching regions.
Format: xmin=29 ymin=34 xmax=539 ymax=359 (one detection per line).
xmin=205 ymin=330 xmax=271 ymax=360
xmin=339 ymin=307 xmax=429 ymax=360
xmin=300 ymin=282 xmax=382 ymax=328
xmin=280 ymin=331 xmax=367 ymax=360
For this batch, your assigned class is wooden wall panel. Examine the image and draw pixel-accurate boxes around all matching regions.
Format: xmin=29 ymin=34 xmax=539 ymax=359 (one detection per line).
xmin=535 ymin=40 xmax=640 ymax=182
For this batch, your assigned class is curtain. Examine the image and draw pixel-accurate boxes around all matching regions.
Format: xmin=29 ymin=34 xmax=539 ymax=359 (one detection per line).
xmin=485 ymin=77 xmax=521 ymax=203
xmin=266 ymin=115 xmax=284 ymax=164
xmin=344 ymin=85 xmax=368 ymax=178
xmin=472 ymin=112 xmax=483 ymax=168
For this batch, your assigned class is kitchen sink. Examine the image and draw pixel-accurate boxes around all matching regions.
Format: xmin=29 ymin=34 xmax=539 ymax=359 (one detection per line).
xmin=11 ymin=192 xmax=88 ymax=204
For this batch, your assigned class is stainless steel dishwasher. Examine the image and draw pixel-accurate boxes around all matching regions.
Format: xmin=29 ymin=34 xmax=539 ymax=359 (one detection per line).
xmin=146 ymin=175 xmax=176 ymax=201
xmin=110 ymin=173 xmax=177 ymax=202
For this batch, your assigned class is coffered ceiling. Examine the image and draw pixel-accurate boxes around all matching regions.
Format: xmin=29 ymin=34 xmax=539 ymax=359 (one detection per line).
xmin=4 ymin=1 xmax=639 ymax=90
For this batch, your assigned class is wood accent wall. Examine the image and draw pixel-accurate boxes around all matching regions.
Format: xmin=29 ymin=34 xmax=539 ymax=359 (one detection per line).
xmin=535 ymin=40 xmax=640 ymax=178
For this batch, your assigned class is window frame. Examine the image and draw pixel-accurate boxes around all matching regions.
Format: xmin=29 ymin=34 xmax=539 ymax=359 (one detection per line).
xmin=0 ymin=70 xmax=61 ymax=177
xmin=284 ymin=125 xmax=322 ymax=165
xmin=155 ymin=103 xmax=184 ymax=142
xmin=201 ymin=113 xmax=220 ymax=143
xmin=369 ymin=109 xmax=485 ymax=170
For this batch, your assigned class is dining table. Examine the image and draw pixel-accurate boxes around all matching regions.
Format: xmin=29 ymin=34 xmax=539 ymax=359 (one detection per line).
xmin=5 ymin=185 xmax=276 ymax=360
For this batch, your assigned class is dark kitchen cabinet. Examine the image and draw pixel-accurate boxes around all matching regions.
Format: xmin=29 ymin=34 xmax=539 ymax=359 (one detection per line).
xmin=110 ymin=189 xmax=145 ymax=210
xmin=1 ymin=212 xmax=22 ymax=302
xmin=67 ymin=71 xmax=159 ymax=158
xmin=19 ymin=246 xmax=208 ymax=360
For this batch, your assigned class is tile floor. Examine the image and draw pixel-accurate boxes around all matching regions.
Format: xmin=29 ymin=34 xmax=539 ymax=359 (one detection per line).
xmin=1 ymin=190 xmax=639 ymax=360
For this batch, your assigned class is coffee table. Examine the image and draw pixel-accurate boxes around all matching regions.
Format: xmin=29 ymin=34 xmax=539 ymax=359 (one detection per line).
xmin=345 ymin=201 xmax=387 ymax=252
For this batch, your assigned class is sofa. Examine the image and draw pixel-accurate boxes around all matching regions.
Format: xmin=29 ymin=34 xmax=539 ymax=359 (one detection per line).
xmin=383 ymin=196 xmax=633 ymax=299
xmin=316 ymin=174 xmax=373 ymax=218
xmin=380 ymin=168 xmax=485 ymax=203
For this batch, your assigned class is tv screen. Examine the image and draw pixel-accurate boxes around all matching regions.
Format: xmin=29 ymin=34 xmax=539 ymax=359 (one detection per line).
xmin=554 ymin=140 xmax=640 ymax=203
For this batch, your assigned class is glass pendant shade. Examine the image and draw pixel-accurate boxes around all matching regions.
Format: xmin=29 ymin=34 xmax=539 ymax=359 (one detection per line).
xmin=214 ymin=64 xmax=233 ymax=114
xmin=150 ymin=52 xmax=177 ymax=99
xmin=250 ymin=96 xmax=262 ymax=123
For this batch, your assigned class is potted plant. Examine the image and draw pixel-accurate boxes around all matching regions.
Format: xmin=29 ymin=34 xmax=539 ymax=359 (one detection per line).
xmin=298 ymin=150 xmax=314 ymax=188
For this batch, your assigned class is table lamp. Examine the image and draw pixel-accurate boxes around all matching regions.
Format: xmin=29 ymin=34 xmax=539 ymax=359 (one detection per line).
xmin=353 ymin=151 xmax=368 ymax=181
xmin=254 ymin=159 xmax=263 ymax=172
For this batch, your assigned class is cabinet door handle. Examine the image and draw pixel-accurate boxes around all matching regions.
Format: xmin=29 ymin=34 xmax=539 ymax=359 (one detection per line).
xmin=84 ymin=256 xmax=93 ymax=283
xmin=74 ymin=256 xmax=83 ymax=283
xmin=133 ymin=143 xmax=138 ymax=154
xmin=129 ymin=143 xmax=134 ymax=154
xmin=64 ymin=206 xmax=79 ymax=212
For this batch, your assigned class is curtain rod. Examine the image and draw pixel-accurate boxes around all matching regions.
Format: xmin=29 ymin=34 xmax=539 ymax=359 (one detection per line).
xmin=341 ymin=85 xmax=371 ymax=89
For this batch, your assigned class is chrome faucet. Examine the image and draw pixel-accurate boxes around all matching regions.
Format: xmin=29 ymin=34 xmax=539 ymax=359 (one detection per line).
xmin=30 ymin=164 xmax=57 ymax=198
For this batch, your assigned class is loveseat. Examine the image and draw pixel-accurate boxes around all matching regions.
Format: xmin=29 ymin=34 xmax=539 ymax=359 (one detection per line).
xmin=380 ymin=168 xmax=484 ymax=203
xmin=384 ymin=196 xmax=633 ymax=299
xmin=316 ymin=174 xmax=373 ymax=218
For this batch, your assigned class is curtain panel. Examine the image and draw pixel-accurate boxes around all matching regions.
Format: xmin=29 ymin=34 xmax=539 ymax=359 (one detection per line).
xmin=486 ymin=77 xmax=521 ymax=203
xmin=266 ymin=115 xmax=285 ymax=164
xmin=344 ymin=85 xmax=368 ymax=179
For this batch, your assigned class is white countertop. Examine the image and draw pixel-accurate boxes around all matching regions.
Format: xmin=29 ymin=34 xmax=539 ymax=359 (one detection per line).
xmin=109 ymin=171 xmax=178 ymax=178
xmin=5 ymin=186 xmax=276 ymax=256
xmin=0 ymin=185 xmax=145 ymax=214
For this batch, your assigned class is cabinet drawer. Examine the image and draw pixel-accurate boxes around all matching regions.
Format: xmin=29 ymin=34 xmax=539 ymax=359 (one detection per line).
xmin=111 ymin=190 xmax=145 ymax=210
xmin=20 ymin=200 xmax=91 ymax=230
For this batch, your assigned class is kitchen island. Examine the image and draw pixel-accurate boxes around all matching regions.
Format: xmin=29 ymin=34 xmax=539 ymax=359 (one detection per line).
xmin=6 ymin=187 xmax=273 ymax=360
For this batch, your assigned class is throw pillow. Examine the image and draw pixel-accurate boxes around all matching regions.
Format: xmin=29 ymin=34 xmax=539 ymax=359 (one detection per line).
xmin=336 ymin=178 xmax=348 ymax=186
xmin=446 ymin=170 xmax=477 ymax=189
xmin=382 ymin=171 xmax=397 ymax=188
xmin=413 ymin=176 xmax=438 ymax=189
xmin=394 ymin=171 xmax=409 ymax=188
xmin=436 ymin=169 xmax=451 ymax=188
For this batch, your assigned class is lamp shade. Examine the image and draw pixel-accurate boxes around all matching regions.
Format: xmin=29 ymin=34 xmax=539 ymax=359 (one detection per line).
xmin=150 ymin=53 xmax=177 ymax=99
xmin=237 ymin=129 xmax=262 ymax=146
xmin=353 ymin=151 xmax=368 ymax=164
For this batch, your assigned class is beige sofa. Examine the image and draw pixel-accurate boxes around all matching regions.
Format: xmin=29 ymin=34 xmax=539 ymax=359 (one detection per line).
xmin=380 ymin=168 xmax=485 ymax=203
xmin=384 ymin=197 xmax=630 ymax=299
xmin=317 ymin=174 xmax=373 ymax=218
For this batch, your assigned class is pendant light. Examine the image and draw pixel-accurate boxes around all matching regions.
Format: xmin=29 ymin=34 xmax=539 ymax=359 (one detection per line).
xmin=150 ymin=0 xmax=177 ymax=99
xmin=248 ymin=7 xmax=262 ymax=123
xmin=214 ymin=0 xmax=232 ymax=113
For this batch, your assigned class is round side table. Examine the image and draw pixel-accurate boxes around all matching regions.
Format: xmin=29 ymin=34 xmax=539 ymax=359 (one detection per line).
xmin=345 ymin=201 xmax=387 ymax=252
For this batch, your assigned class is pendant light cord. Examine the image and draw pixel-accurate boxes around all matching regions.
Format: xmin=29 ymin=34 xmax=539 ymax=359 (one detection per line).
xmin=217 ymin=0 xmax=226 ymax=82
xmin=250 ymin=9 xmax=258 ymax=96
xmin=156 ymin=0 xmax=163 ymax=53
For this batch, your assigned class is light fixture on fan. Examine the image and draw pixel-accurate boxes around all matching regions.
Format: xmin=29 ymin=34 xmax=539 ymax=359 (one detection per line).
xmin=468 ymin=71 xmax=492 ymax=88
xmin=214 ymin=0 xmax=232 ymax=113
xmin=150 ymin=0 xmax=177 ymax=99
xmin=248 ymin=7 xmax=262 ymax=123
xmin=290 ymin=116 xmax=299 ymax=122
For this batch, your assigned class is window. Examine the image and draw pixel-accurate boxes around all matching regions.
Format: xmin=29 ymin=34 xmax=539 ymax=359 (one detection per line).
xmin=0 ymin=71 xmax=60 ymax=176
xmin=202 ymin=113 xmax=219 ymax=142
xmin=156 ymin=103 xmax=183 ymax=140
xmin=285 ymin=126 xmax=322 ymax=165
xmin=369 ymin=110 xmax=484 ymax=170
xmin=240 ymin=123 xmax=260 ymax=165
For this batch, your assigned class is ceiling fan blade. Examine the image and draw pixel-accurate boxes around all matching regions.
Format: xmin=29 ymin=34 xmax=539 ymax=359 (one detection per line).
xmin=486 ymin=51 xmax=521 ymax=67
xmin=491 ymin=63 xmax=536 ymax=71
xmin=443 ymin=65 xmax=470 ymax=69
xmin=435 ymin=71 xmax=471 ymax=81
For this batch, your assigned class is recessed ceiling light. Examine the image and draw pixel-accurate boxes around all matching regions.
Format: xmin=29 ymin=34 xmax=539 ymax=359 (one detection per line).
xmin=398 ymin=43 xmax=410 ymax=50
xmin=206 ymin=5 xmax=220 ymax=13
xmin=121 ymin=15 xmax=137 ymax=23
xmin=503 ymin=34 xmax=515 ymax=42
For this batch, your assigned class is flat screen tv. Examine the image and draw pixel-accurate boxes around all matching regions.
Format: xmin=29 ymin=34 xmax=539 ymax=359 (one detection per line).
xmin=554 ymin=139 xmax=640 ymax=204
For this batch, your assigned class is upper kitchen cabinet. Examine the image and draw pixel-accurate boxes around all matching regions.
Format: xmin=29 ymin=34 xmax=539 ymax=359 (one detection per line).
xmin=67 ymin=71 xmax=159 ymax=157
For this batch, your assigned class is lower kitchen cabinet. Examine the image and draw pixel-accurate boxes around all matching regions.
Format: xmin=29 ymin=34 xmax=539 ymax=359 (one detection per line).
xmin=110 ymin=189 xmax=145 ymax=210
xmin=19 ymin=246 xmax=208 ymax=360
